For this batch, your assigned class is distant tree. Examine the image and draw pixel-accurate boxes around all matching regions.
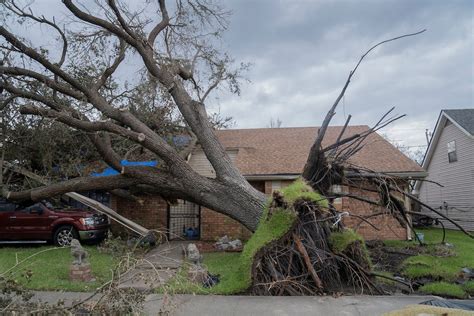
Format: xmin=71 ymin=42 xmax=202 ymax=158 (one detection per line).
xmin=268 ymin=117 xmax=282 ymax=128
xmin=382 ymin=134 xmax=426 ymax=165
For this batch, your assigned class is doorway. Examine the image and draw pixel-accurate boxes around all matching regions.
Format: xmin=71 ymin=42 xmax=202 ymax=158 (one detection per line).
xmin=167 ymin=200 xmax=200 ymax=240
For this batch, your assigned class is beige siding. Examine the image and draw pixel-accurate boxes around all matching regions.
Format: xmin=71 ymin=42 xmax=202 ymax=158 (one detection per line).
xmin=419 ymin=122 xmax=474 ymax=231
xmin=188 ymin=148 xmax=238 ymax=178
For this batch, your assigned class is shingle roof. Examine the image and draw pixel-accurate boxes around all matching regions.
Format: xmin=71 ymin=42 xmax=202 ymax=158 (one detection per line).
xmin=215 ymin=126 xmax=424 ymax=176
xmin=443 ymin=109 xmax=474 ymax=136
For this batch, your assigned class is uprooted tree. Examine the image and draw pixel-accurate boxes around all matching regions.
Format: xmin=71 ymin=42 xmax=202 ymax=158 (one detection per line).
xmin=1 ymin=0 xmax=472 ymax=295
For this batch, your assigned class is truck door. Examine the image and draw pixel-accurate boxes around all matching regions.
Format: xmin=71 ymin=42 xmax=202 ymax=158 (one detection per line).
xmin=0 ymin=200 xmax=18 ymax=240
xmin=8 ymin=203 xmax=51 ymax=240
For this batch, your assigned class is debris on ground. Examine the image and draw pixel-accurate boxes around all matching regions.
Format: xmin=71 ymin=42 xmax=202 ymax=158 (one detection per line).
xmin=187 ymin=265 xmax=208 ymax=284
xmin=203 ymin=273 xmax=220 ymax=288
xmin=214 ymin=235 xmax=243 ymax=251
xmin=420 ymin=298 xmax=474 ymax=311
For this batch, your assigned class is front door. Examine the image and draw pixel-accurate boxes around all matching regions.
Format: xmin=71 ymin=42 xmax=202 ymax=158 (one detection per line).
xmin=168 ymin=200 xmax=200 ymax=240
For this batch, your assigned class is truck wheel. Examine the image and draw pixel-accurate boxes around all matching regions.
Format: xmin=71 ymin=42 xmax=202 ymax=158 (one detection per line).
xmin=54 ymin=225 xmax=78 ymax=247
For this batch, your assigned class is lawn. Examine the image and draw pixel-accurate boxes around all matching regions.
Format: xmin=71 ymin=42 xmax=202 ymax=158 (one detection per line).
xmin=0 ymin=245 xmax=117 ymax=292
xmin=165 ymin=227 xmax=474 ymax=297
xmin=384 ymin=227 xmax=474 ymax=298
xmin=161 ymin=252 xmax=242 ymax=295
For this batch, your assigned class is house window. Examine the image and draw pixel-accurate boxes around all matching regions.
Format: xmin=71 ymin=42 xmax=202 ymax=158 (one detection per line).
xmin=447 ymin=141 xmax=457 ymax=163
xmin=271 ymin=181 xmax=282 ymax=192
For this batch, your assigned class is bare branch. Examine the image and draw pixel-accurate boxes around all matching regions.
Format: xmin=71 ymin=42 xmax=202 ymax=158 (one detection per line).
xmin=1 ymin=66 xmax=85 ymax=100
xmin=18 ymin=104 xmax=146 ymax=143
xmin=303 ymin=30 xmax=426 ymax=182
xmin=6 ymin=0 xmax=68 ymax=67
xmin=93 ymin=39 xmax=127 ymax=91
xmin=62 ymin=0 xmax=137 ymax=46
xmin=107 ymin=0 xmax=138 ymax=39
xmin=147 ymin=0 xmax=170 ymax=46
xmin=0 ymin=26 xmax=86 ymax=94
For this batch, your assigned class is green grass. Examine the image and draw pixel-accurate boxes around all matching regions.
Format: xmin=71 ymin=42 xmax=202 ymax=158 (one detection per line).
xmin=330 ymin=228 xmax=365 ymax=253
xmin=0 ymin=245 xmax=117 ymax=292
xmin=161 ymin=252 xmax=242 ymax=295
xmin=374 ymin=271 xmax=396 ymax=285
xmin=463 ymin=281 xmax=474 ymax=295
xmin=398 ymin=229 xmax=474 ymax=282
xmin=382 ymin=228 xmax=474 ymax=297
xmin=329 ymin=229 xmax=372 ymax=269
xmin=280 ymin=178 xmax=329 ymax=208
xmin=419 ymin=282 xmax=466 ymax=298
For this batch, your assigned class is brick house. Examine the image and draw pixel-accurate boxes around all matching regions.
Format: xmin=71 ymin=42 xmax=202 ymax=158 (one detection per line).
xmin=109 ymin=126 xmax=426 ymax=241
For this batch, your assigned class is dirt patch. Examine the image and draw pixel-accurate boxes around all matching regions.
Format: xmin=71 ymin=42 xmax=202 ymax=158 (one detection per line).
xmin=367 ymin=241 xmax=455 ymax=274
xmin=367 ymin=241 xmax=413 ymax=273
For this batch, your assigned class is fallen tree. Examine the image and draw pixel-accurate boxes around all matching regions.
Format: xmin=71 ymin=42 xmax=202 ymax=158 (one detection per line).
xmin=252 ymin=183 xmax=376 ymax=295
xmin=1 ymin=0 xmax=472 ymax=296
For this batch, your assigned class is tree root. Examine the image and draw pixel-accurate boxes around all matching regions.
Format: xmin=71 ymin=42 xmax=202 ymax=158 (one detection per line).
xmin=251 ymin=196 xmax=381 ymax=296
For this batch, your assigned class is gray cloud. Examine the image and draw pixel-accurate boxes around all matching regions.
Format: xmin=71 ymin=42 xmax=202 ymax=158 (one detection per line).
xmin=4 ymin=0 xmax=473 ymax=150
xmin=208 ymin=0 xmax=473 ymax=149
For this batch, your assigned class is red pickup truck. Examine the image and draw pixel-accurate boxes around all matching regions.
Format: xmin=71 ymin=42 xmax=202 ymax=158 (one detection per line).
xmin=0 ymin=199 xmax=110 ymax=246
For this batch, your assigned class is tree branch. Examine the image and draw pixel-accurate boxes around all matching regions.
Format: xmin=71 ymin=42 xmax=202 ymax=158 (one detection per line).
xmin=302 ymin=30 xmax=426 ymax=182
xmin=1 ymin=66 xmax=85 ymax=100
xmin=147 ymin=0 xmax=170 ymax=46
xmin=93 ymin=39 xmax=127 ymax=91
xmin=62 ymin=0 xmax=137 ymax=46
xmin=0 ymin=26 xmax=86 ymax=94
xmin=107 ymin=0 xmax=138 ymax=39
xmin=4 ymin=174 xmax=141 ymax=201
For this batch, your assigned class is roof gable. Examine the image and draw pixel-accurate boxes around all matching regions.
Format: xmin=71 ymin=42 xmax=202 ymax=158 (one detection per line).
xmin=443 ymin=109 xmax=474 ymax=137
xmin=422 ymin=109 xmax=474 ymax=171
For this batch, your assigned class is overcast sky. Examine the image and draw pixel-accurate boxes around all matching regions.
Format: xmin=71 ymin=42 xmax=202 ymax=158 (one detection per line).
xmin=4 ymin=0 xmax=473 ymax=150
xmin=212 ymin=0 xmax=473 ymax=150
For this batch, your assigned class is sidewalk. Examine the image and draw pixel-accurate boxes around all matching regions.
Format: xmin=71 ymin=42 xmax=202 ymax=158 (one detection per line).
xmin=117 ymin=241 xmax=189 ymax=291
xmin=27 ymin=292 xmax=448 ymax=316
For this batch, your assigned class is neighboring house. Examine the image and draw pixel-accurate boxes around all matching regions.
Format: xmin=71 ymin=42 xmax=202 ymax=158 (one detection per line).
xmin=416 ymin=109 xmax=474 ymax=231
xmin=109 ymin=126 xmax=426 ymax=241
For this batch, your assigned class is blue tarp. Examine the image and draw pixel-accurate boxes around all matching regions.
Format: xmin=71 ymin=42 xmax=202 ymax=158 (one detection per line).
xmin=91 ymin=160 xmax=158 ymax=177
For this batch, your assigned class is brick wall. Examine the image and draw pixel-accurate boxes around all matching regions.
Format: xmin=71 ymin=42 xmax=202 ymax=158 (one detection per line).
xmin=201 ymin=179 xmax=408 ymax=241
xmin=342 ymin=184 xmax=408 ymax=240
xmin=110 ymin=195 xmax=168 ymax=236
xmin=200 ymin=207 xmax=252 ymax=241
xmin=109 ymin=179 xmax=408 ymax=241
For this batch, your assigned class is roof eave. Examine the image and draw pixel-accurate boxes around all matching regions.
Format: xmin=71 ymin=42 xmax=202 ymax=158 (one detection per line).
xmin=244 ymin=171 xmax=426 ymax=181
xmin=244 ymin=174 xmax=300 ymax=181
xmin=443 ymin=112 xmax=474 ymax=139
